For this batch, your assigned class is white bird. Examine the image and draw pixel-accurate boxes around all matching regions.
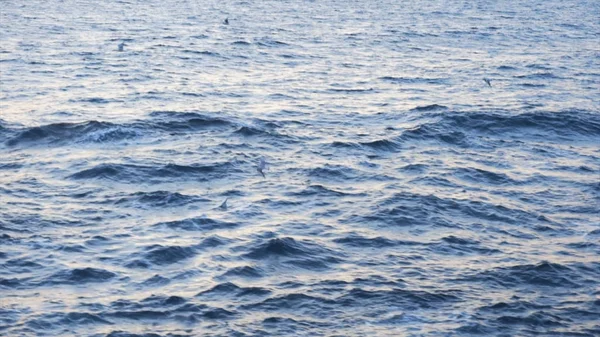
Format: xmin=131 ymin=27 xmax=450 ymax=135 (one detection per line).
xmin=118 ymin=42 xmax=126 ymax=52
xmin=256 ymin=158 xmax=266 ymax=178
xmin=483 ymin=78 xmax=492 ymax=87
xmin=219 ymin=198 xmax=228 ymax=210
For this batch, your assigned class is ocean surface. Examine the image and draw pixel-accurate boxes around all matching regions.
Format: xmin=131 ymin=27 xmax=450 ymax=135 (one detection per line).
xmin=1 ymin=0 xmax=599 ymax=336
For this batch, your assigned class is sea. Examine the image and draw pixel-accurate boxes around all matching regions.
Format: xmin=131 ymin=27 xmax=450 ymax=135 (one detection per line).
xmin=1 ymin=0 xmax=599 ymax=336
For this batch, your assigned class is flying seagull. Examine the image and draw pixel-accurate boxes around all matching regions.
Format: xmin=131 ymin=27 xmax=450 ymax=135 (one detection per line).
xmin=256 ymin=158 xmax=266 ymax=178
xmin=483 ymin=78 xmax=492 ymax=87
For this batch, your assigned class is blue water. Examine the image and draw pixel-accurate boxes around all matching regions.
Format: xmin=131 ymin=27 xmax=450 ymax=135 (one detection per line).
xmin=1 ymin=0 xmax=599 ymax=336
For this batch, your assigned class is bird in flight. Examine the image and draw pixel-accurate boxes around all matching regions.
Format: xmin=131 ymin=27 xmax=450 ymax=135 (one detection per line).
xmin=483 ymin=78 xmax=492 ymax=87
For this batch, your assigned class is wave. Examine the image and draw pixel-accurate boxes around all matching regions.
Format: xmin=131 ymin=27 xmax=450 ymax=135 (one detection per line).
xmin=327 ymin=88 xmax=374 ymax=93
xmin=26 ymin=312 xmax=113 ymax=329
xmin=181 ymin=92 xmax=206 ymax=97
xmin=103 ymin=295 xmax=237 ymax=324
xmin=336 ymin=287 xmax=461 ymax=309
xmin=69 ymin=161 xmax=240 ymax=183
xmin=519 ymin=82 xmax=546 ymax=88
xmin=306 ymin=164 xmax=365 ymax=181
xmin=400 ymin=124 xmax=470 ymax=147
xmin=149 ymin=111 xmax=234 ymax=130
xmin=241 ymin=293 xmax=335 ymax=311
xmin=244 ymin=237 xmax=319 ymax=259
xmin=139 ymin=245 xmax=197 ymax=266
xmin=71 ymin=97 xmax=122 ymax=104
xmin=494 ymin=312 xmax=566 ymax=328
xmin=453 ymin=167 xmax=521 ymax=185
xmin=0 ymin=163 xmax=23 ymax=170
xmin=379 ymin=76 xmax=449 ymax=84
xmin=243 ymin=237 xmax=342 ymax=270
xmin=398 ymin=163 xmax=429 ymax=174
xmin=5 ymin=121 xmax=140 ymax=146
xmin=255 ymin=38 xmax=290 ymax=47
xmin=329 ymin=140 xmax=361 ymax=149
xmin=348 ymin=192 xmax=542 ymax=228
xmin=469 ymin=261 xmax=593 ymax=288
xmin=112 ymin=191 xmax=207 ymax=207
xmin=1 ymin=258 xmax=43 ymax=274
xmin=182 ymin=50 xmax=223 ymax=58
xmin=359 ymin=138 xmax=402 ymax=151
xmin=285 ymin=184 xmax=362 ymax=197
xmin=326 ymin=139 xmax=402 ymax=152
xmin=220 ymin=265 xmax=264 ymax=279
xmin=141 ymin=274 xmax=170 ymax=287
xmin=42 ymin=267 xmax=117 ymax=286
xmin=69 ymin=163 xmax=146 ymax=181
xmin=153 ymin=216 xmax=238 ymax=231
xmin=399 ymin=110 xmax=600 ymax=145
xmin=196 ymin=282 xmax=271 ymax=298
xmin=18 ymin=109 xmax=592 ymax=154
xmin=333 ymin=234 xmax=422 ymax=248
xmin=427 ymin=235 xmax=502 ymax=256
xmin=4 ymin=111 xmax=237 ymax=147
xmin=410 ymin=104 xmax=448 ymax=112
xmin=232 ymin=124 xmax=290 ymax=139
xmin=515 ymin=72 xmax=562 ymax=79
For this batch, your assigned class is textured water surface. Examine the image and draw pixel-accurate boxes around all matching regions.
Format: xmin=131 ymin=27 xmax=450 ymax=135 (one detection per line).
xmin=1 ymin=0 xmax=599 ymax=336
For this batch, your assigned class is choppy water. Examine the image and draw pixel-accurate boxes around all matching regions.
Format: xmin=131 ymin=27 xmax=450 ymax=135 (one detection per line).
xmin=1 ymin=0 xmax=599 ymax=336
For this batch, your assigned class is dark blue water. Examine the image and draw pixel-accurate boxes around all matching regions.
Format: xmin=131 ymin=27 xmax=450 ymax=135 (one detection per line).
xmin=1 ymin=0 xmax=599 ymax=336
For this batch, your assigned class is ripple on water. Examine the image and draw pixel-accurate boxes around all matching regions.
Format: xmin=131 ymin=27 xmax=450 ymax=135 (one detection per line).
xmin=1 ymin=0 xmax=599 ymax=336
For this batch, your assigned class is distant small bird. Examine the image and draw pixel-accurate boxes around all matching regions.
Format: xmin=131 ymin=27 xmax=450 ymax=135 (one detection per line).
xmin=223 ymin=18 xmax=229 ymax=25
xmin=118 ymin=42 xmax=126 ymax=52
xmin=256 ymin=158 xmax=266 ymax=178
xmin=219 ymin=198 xmax=228 ymax=210
xmin=483 ymin=78 xmax=492 ymax=87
